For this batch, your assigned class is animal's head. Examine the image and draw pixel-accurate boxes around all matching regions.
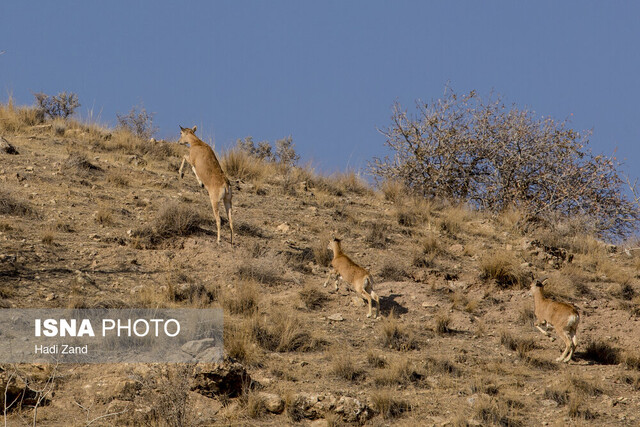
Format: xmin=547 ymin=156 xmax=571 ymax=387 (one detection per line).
xmin=530 ymin=277 xmax=548 ymax=294
xmin=178 ymin=125 xmax=198 ymax=145
xmin=328 ymin=237 xmax=341 ymax=253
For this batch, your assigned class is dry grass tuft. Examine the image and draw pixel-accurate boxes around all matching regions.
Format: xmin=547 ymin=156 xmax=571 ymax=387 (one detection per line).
xmin=63 ymin=152 xmax=102 ymax=176
xmin=624 ymin=352 xmax=640 ymax=371
xmin=500 ymin=331 xmax=536 ymax=354
xmin=379 ymin=180 xmax=408 ymax=203
xmin=331 ymin=350 xmax=364 ymax=381
xmin=223 ymin=280 xmax=259 ymax=315
xmin=330 ymin=171 xmax=371 ymax=196
xmin=583 ymin=340 xmax=620 ymax=365
xmin=0 ymin=101 xmax=44 ymax=133
xmin=438 ymin=205 xmax=471 ymax=235
xmin=253 ymin=312 xmax=325 ymax=353
xmin=221 ymin=148 xmax=269 ymax=182
xmin=379 ymin=261 xmax=407 ymax=282
xmin=95 ymin=208 xmax=114 ymax=225
xmin=107 ymin=173 xmax=129 ymax=187
xmin=473 ymin=396 xmax=522 ymax=427
xmin=312 ymin=238 xmax=333 ymax=267
xmin=373 ymin=358 xmax=423 ymax=386
xmin=132 ymin=203 xmax=207 ymax=246
xmin=235 ymin=221 xmax=267 ymax=238
xmin=370 ymin=389 xmax=411 ymax=419
xmin=434 ymin=311 xmax=452 ymax=334
xmin=424 ymin=357 xmax=462 ymax=377
xmin=299 ymin=285 xmax=328 ymax=310
xmin=480 ymin=251 xmax=529 ymax=288
xmin=518 ymin=305 xmax=536 ymax=327
xmin=379 ymin=313 xmax=418 ymax=351
xmin=236 ymin=263 xmax=281 ymax=286
xmin=568 ymin=393 xmax=598 ymax=420
xmin=224 ymin=317 xmax=262 ymax=367
xmin=0 ymin=190 xmax=36 ymax=217
xmin=41 ymin=231 xmax=55 ymax=246
xmin=365 ymin=222 xmax=389 ymax=249
xmin=420 ymin=233 xmax=441 ymax=255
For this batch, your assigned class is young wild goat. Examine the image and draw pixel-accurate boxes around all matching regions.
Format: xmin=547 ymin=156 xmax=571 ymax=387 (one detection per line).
xmin=178 ymin=125 xmax=233 ymax=244
xmin=531 ymin=277 xmax=580 ymax=363
xmin=324 ymin=238 xmax=380 ymax=318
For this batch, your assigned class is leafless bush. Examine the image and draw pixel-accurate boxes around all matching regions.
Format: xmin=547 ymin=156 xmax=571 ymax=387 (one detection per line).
xmin=234 ymin=135 xmax=300 ymax=167
xmin=34 ymin=91 xmax=80 ymax=119
xmin=369 ymin=88 xmax=639 ymax=238
xmin=116 ymin=104 xmax=157 ymax=139
xmin=0 ymin=190 xmax=35 ymax=217
xmin=275 ymin=135 xmax=299 ymax=167
xmin=236 ymin=136 xmax=275 ymax=161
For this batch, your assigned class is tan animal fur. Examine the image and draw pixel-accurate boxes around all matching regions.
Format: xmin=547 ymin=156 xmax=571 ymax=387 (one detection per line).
xmin=531 ymin=278 xmax=580 ymax=362
xmin=178 ymin=125 xmax=233 ymax=244
xmin=324 ymin=238 xmax=380 ymax=318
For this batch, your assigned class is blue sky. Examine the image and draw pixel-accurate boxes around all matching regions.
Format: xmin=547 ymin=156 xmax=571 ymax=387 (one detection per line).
xmin=1 ymin=1 xmax=639 ymax=180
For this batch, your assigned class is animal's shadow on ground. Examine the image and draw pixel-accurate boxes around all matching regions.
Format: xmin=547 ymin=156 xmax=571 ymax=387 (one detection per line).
xmin=380 ymin=293 xmax=408 ymax=317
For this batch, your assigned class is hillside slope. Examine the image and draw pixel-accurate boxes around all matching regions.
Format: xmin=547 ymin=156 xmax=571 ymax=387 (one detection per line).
xmin=1 ymin=123 xmax=640 ymax=426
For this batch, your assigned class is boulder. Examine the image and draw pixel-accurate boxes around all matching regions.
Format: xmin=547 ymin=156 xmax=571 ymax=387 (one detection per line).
xmin=191 ymin=361 xmax=251 ymax=398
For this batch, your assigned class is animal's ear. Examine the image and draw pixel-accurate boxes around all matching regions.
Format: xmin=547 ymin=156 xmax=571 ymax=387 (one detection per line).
xmin=192 ymin=125 xmax=197 ymax=133
xmin=179 ymin=125 xmax=185 ymax=131
xmin=541 ymin=278 xmax=549 ymax=285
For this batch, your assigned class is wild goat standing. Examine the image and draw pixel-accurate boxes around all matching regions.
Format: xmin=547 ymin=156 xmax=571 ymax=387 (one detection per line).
xmin=178 ymin=125 xmax=233 ymax=244
xmin=324 ymin=238 xmax=380 ymax=318
xmin=531 ymin=278 xmax=580 ymax=362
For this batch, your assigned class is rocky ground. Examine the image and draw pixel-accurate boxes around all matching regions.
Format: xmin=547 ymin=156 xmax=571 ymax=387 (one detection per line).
xmin=1 ymin=119 xmax=640 ymax=426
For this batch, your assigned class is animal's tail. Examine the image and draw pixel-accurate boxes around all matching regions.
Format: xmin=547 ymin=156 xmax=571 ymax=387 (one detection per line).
xmin=371 ymin=290 xmax=379 ymax=303
xmin=365 ymin=276 xmax=379 ymax=302
xmin=567 ymin=312 xmax=580 ymax=346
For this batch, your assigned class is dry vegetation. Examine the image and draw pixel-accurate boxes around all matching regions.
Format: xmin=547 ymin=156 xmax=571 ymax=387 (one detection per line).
xmin=1 ymin=103 xmax=640 ymax=426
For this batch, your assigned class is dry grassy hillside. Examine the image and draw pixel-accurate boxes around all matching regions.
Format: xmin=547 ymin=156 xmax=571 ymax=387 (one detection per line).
xmin=1 ymin=106 xmax=640 ymax=426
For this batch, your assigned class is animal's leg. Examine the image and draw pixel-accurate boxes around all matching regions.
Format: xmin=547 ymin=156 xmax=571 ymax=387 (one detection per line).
xmin=209 ymin=191 xmax=222 ymax=244
xmin=562 ymin=331 xmax=576 ymax=362
xmin=535 ymin=325 xmax=550 ymax=337
xmin=223 ymin=187 xmax=233 ymax=245
xmin=363 ymin=277 xmax=379 ymax=318
xmin=179 ymin=156 xmax=189 ymax=179
xmin=371 ymin=290 xmax=380 ymax=318
xmin=359 ymin=289 xmax=373 ymax=318
xmin=555 ymin=330 xmax=573 ymax=362
xmin=323 ymin=271 xmax=334 ymax=288
xmin=191 ymin=166 xmax=204 ymax=187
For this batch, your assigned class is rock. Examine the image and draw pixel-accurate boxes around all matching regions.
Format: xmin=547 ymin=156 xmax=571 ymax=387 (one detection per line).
xmin=449 ymin=244 xmax=464 ymax=254
xmin=351 ymin=296 xmax=365 ymax=307
xmin=45 ymin=293 xmax=57 ymax=301
xmin=0 ymin=137 xmax=18 ymax=154
xmin=181 ymin=338 xmax=216 ymax=356
xmin=334 ymin=396 xmax=372 ymax=423
xmin=197 ymin=346 xmax=224 ymax=363
xmin=276 ymin=223 xmax=290 ymax=233
xmin=411 ymin=270 xmax=429 ymax=283
xmin=191 ymin=361 xmax=251 ymax=398
xmin=327 ymin=313 xmax=344 ymax=321
xmin=259 ymin=392 xmax=284 ymax=414
xmin=188 ymin=391 xmax=222 ymax=421
xmin=113 ymin=379 xmax=142 ymax=401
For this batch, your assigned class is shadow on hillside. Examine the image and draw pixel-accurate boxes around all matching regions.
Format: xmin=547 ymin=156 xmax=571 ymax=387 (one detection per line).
xmin=380 ymin=293 xmax=408 ymax=317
